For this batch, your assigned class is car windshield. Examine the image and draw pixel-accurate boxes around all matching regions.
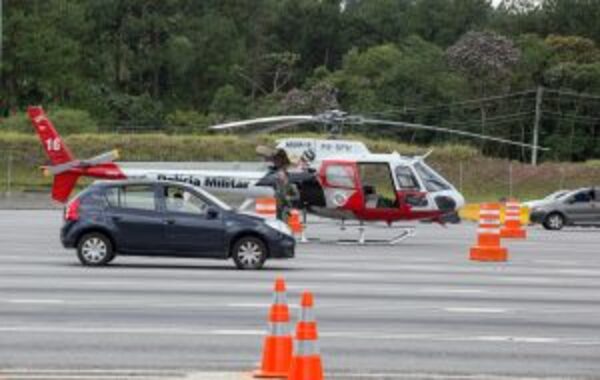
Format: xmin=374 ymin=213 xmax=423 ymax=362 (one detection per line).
xmin=545 ymin=190 xmax=568 ymax=200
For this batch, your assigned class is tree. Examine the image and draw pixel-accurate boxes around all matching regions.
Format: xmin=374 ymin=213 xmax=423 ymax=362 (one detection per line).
xmin=342 ymin=0 xmax=412 ymax=48
xmin=1 ymin=0 xmax=88 ymax=109
xmin=281 ymin=82 xmax=339 ymax=114
xmin=210 ymin=85 xmax=248 ymax=118
xmin=446 ymin=31 xmax=521 ymax=138
xmin=540 ymin=0 xmax=600 ymax=43
xmin=407 ymin=0 xmax=492 ymax=47
xmin=545 ymin=35 xmax=600 ymax=64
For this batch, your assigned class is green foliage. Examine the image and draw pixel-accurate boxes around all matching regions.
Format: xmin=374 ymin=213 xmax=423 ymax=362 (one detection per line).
xmin=46 ymin=109 xmax=99 ymax=135
xmin=0 ymin=114 xmax=30 ymax=134
xmin=0 ymin=108 xmax=98 ymax=135
xmin=4 ymin=131 xmax=600 ymax=202
xmin=584 ymin=160 xmax=600 ymax=168
xmin=513 ymin=34 xmax=554 ymax=86
xmin=102 ymin=93 xmax=165 ymax=131
xmin=165 ymin=110 xmax=212 ymax=134
xmin=544 ymin=63 xmax=600 ymax=92
xmin=329 ymin=37 xmax=467 ymax=115
xmin=210 ymin=85 xmax=248 ymax=118
xmin=545 ymin=35 xmax=600 ymax=64
xmin=2 ymin=0 xmax=600 ymax=162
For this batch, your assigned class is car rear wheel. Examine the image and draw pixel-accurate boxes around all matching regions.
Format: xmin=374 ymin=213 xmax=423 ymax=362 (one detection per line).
xmin=543 ymin=213 xmax=565 ymax=231
xmin=232 ymin=236 xmax=267 ymax=270
xmin=77 ymin=233 xmax=115 ymax=266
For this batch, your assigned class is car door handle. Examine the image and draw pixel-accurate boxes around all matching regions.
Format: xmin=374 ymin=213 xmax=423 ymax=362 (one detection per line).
xmin=164 ymin=219 xmax=176 ymax=225
xmin=112 ymin=216 xmax=122 ymax=222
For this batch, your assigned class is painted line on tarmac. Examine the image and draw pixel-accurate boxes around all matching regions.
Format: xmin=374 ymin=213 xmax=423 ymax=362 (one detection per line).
xmin=1 ymin=326 xmax=598 ymax=346
xmin=0 ymin=369 xmax=252 ymax=380
xmin=226 ymin=303 xmax=299 ymax=309
xmin=449 ymin=336 xmax=560 ymax=344
xmin=558 ymin=268 xmax=600 ymax=275
xmin=7 ymin=299 xmax=65 ymax=304
xmin=419 ymin=288 xmax=487 ymax=294
xmin=0 ymin=298 xmax=436 ymax=312
xmin=444 ymin=307 xmax=509 ymax=314
xmin=328 ymin=373 xmax=576 ymax=380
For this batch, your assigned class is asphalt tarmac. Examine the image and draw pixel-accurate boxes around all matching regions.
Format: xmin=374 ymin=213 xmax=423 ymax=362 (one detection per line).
xmin=0 ymin=210 xmax=599 ymax=379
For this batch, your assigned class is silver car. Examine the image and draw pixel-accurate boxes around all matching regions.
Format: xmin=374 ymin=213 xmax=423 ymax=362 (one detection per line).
xmin=529 ymin=187 xmax=600 ymax=230
xmin=523 ymin=189 xmax=571 ymax=210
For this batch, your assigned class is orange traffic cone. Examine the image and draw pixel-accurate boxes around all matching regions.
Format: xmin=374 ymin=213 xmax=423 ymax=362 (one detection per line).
xmin=470 ymin=203 xmax=508 ymax=262
xmin=254 ymin=277 xmax=293 ymax=378
xmin=501 ymin=199 xmax=527 ymax=239
xmin=287 ymin=209 xmax=304 ymax=236
xmin=288 ymin=291 xmax=324 ymax=380
xmin=256 ymin=198 xmax=278 ymax=219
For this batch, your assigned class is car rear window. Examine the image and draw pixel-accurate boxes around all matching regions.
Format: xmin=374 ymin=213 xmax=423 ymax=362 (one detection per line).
xmin=105 ymin=185 xmax=156 ymax=211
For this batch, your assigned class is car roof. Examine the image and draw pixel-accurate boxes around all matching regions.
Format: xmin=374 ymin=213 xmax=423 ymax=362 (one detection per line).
xmin=91 ymin=179 xmax=205 ymax=193
xmin=93 ymin=179 xmax=182 ymax=187
xmin=90 ymin=179 xmax=233 ymax=210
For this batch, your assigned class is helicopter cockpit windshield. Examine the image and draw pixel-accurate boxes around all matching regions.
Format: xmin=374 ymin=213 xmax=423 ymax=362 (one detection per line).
xmin=413 ymin=162 xmax=452 ymax=192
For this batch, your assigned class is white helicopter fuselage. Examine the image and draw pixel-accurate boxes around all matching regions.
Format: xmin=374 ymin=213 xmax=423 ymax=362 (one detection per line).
xmin=122 ymin=167 xmax=275 ymax=198
xmin=116 ymin=138 xmax=465 ymax=218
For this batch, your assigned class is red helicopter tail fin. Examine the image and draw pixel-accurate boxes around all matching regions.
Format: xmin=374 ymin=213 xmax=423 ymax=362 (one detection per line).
xmin=52 ymin=172 xmax=81 ymax=204
xmin=27 ymin=106 xmax=76 ymax=165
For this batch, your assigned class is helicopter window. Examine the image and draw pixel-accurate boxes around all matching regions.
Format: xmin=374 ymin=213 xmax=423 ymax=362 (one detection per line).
xmin=325 ymin=164 xmax=355 ymax=188
xmin=395 ymin=166 xmax=420 ymax=190
xmin=413 ymin=162 xmax=450 ymax=192
xmin=358 ymin=163 xmax=398 ymax=209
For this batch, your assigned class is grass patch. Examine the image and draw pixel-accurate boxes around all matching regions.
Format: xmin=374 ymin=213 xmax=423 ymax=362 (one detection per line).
xmin=1 ymin=132 xmax=599 ymax=202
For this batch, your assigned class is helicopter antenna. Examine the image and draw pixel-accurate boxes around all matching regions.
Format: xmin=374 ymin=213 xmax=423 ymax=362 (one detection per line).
xmin=421 ymin=149 xmax=434 ymax=160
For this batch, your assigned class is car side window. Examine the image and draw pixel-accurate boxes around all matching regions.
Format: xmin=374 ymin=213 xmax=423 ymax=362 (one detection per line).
xmin=105 ymin=185 xmax=156 ymax=211
xmin=164 ymin=186 xmax=208 ymax=215
xmin=572 ymin=191 xmax=592 ymax=203
xmin=105 ymin=187 xmax=120 ymax=208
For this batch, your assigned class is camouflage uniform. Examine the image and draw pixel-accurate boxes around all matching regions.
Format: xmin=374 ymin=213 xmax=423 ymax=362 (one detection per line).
xmin=274 ymin=169 xmax=293 ymax=221
xmin=270 ymin=149 xmax=294 ymax=221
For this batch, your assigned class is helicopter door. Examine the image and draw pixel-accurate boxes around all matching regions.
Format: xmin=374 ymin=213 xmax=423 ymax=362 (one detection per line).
xmin=395 ymin=165 xmax=428 ymax=208
xmin=357 ymin=163 xmax=398 ymax=209
xmin=319 ymin=161 xmax=361 ymax=209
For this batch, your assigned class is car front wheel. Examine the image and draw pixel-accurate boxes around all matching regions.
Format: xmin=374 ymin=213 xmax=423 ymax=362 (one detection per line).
xmin=543 ymin=213 xmax=565 ymax=231
xmin=77 ymin=233 xmax=115 ymax=266
xmin=232 ymin=236 xmax=267 ymax=270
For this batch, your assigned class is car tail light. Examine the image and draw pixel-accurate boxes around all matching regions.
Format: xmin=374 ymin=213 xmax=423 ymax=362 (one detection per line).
xmin=65 ymin=198 xmax=81 ymax=221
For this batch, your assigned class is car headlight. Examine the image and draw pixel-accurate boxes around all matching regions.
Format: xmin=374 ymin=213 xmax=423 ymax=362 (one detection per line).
xmin=265 ymin=219 xmax=293 ymax=237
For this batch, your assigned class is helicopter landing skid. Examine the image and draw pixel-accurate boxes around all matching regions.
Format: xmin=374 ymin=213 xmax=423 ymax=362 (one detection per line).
xmin=298 ymin=225 xmax=416 ymax=246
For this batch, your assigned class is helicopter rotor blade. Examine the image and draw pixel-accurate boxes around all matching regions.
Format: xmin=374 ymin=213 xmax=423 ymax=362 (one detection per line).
xmin=209 ymin=115 xmax=315 ymax=131
xmin=361 ymin=118 xmax=549 ymax=151
xmin=248 ymin=119 xmax=312 ymax=137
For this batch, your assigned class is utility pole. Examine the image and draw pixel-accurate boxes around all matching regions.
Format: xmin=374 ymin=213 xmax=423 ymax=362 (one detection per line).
xmin=508 ymin=161 xmax=513 ymax=197
xmin=6 ymin=151 xmax=12 ymax=195
xmin=532 ymin=86 xmax=544 ymax=166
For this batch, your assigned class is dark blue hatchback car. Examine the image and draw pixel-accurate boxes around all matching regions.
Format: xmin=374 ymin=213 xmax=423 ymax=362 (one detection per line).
xmin=61 ymin=180 xmax=295 ymax=269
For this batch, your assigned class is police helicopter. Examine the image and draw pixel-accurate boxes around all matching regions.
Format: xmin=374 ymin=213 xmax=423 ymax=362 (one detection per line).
xmin=28 ymin=106 xmax=545 ymax=244
xmin=206 ymin=109 xmax=546 ymax=242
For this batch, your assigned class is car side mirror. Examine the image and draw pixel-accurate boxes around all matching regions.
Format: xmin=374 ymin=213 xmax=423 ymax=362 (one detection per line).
xmin=206 ymin=207 xmax=219 ymax=219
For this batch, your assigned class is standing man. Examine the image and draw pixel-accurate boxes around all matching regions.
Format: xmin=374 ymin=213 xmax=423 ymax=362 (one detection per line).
xmin=257 ymin=146 xmax=295 ymax=221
